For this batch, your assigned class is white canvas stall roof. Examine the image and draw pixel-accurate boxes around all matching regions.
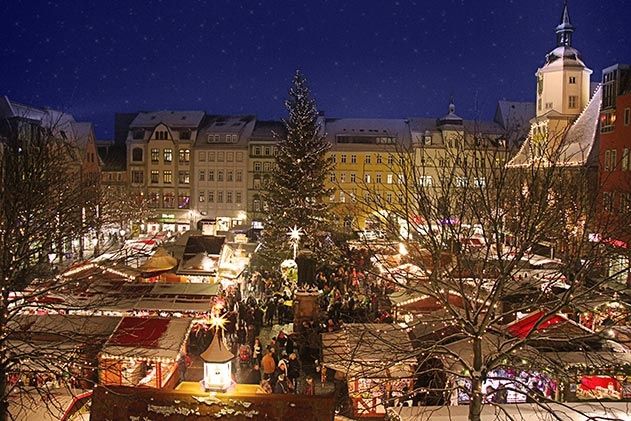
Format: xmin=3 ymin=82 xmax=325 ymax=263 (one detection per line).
xmin=100 ymin=317 xmax=192 ymax=362
xmin=322 ymin=324 xmax=416 ymax=378
xmin=387 ymin=402 xmax=631 ymax=421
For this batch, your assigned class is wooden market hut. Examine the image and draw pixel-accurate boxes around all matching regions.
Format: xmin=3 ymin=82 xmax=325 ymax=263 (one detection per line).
xmin=99 ymin=317 xmax=192 ymax=389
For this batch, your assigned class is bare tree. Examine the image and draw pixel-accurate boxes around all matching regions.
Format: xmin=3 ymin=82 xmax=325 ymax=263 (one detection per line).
xmin=329 ymin=121 xmax=631 ymax=420
xmin=0 ymin=114 xmax=127 ymax=420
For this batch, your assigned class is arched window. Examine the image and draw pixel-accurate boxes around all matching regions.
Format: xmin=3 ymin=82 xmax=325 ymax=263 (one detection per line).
xmin=132 ymin=147 xmax=143 ymax=162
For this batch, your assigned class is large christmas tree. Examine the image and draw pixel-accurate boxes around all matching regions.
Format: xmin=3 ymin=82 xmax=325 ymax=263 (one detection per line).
xmin=255 ymin=70 xmax=335 ymax=271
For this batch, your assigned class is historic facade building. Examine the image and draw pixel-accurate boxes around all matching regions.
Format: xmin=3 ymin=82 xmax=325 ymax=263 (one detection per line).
xmin=192 ymin=115 xmax=254 ymax=234
xmin=126 ymin=111 xmax=205 ymax=233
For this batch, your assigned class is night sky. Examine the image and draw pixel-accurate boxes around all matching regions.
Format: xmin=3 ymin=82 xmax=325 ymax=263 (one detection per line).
xmin=1 ymin=0 xmax=630 ymax=138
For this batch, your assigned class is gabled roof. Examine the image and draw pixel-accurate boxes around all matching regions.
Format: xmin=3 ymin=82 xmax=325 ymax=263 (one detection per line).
xmin=250 ymin=120 xmax=285 ymax=140
xmin=69 ymin=121 xmax=94 ymax=149
xmin=324 ymin=117 xmax=412 ymax=147
xmin=130 ymin=111 xmax=205 ymax=128
xmin=507 ymin=86 xmax=602 ymax=168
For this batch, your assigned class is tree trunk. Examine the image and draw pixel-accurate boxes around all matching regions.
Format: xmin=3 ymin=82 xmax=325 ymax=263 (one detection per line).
xmin=468 ymin=336 xmax=483 ymax=421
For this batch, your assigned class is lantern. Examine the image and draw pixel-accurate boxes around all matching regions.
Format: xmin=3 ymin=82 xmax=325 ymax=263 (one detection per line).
xmin=200 ymin=318 xmax=234 ymax=391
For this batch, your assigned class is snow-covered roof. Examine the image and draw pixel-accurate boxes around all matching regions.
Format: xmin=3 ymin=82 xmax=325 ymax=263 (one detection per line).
xmin=130 ymin=111 xmax=205 ymax=128
xmin=494 ymin=101 xmax=536 ymax=130
xmin=324 ymin=118 xmax=412 ymax=148
xmin=250 ymin=120 xmax=285 ymax=140
xmin=507 ymin=86 xmax=601 ymax=168
xmin=100 ymin=317 xmax=192 ymax=362
xmin=193 ymin=115 xmax=255 ymax=148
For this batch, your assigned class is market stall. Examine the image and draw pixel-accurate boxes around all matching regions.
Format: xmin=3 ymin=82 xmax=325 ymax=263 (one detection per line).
xmin=99 ymin=317 xmax=192 ymax=389
xmin=322 ymin=323 xmax=416 ymax=419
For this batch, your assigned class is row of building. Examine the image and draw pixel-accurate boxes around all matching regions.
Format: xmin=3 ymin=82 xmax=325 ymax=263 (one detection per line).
xmin=2 ymin=3 xmax=630 ymax=248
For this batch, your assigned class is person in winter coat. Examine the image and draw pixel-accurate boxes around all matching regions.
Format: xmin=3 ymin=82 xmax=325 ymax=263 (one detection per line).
xmin=252 ymin=338 xmax=263 ymax=365
xmin=287 ymin=352 xmax=301 ymax=393
xmin=274 ymin=374 xmax=290 ymax=394
xmin=261 ymin=349 xmax=276 ymax=380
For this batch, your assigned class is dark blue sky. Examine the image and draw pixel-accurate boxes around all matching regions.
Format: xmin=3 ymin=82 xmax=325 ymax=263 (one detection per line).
xmin=1 ymin=0 xmax=629 ymax=138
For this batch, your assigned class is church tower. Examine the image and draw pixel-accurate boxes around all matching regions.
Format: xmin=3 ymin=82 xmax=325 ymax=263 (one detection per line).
xmin=534 ymin=0 xmax=592 ymax=138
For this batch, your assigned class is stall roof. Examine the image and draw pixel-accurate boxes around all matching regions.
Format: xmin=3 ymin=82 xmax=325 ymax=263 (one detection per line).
xmin=101 ymin=317 xmax=192 ymax=362
xmin=322 ymin=324 xmax=415 ymax=378
xmin=138 ymin=248 xmax=178 ymax=273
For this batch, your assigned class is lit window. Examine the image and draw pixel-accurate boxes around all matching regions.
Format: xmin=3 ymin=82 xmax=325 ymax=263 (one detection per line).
xmin=163 ymin=148 xmax=173 ymax=163
xmin=199 ymin=192 xmax=205 ymax=202
xmin=150 ymin=148 xmax=159 ymax=163
xmin=419 ymin=176 xmax=432 ymax=187
xmin=150 ymin=170 xmax=159 ymax=184
xmin=340 ymin=173 xmax=346 ymax=183
xmin=568 ymin=96 xmax=578 ymax=109
xmin=163 ymin=170 xmax=172 ymax=183
xmin=339 ymin=191 xmax=345 ymax=203
xmin=178 ymin=171 xmax=190 ymax=184
xmin=179 ymin=148 xmax=190 ymax=163
xmin=387 ymin=174 xmax=393 ymax=184
xmin=364 ymin=174 xmax=371 ymax=183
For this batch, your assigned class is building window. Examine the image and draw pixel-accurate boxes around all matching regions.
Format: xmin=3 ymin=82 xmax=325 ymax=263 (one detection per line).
xmin=236 ymin=170 xmax=242 ymax=182
xmin=376 ymin=154 xmax=382 ymax=164
xmin=163 ymin=192 xmax=175 ymax=208
xmin=178 ymin=171 xmax=190 ymax=184
xmin=253 ymin=199 xmax=261 ymax=211
xmin=545 ymin=102 xmax=553 ymax=109
xmin=263 ymin=162 xmax=271 ymax=172
xmin=569 ymin=76 xmax=576 ymax=84
xmin=623 ymin=149 xmax=629 ymax=171
xmin=376 ymin=173 xmax=382 ymax=183
xmin=178 ymin=192 xmax=190 ymax=209
xmin=625 ymin=108 xmax=631 ymax=126
xmin=208 ymin=191 xmax=214 ymax=203
xmin=253 ymin=177 xmax=261 ymax=189
xmin=351 ymin=154 xmax=357 ymax=164
xmin=350 ymin=173 xmax=356 ymax=183
xmin=611 ymin=149 xmax=617 ymax=171
xmin=330 ymin=154 xmax=337 ymax=164
xmin=150 ymin=148 xmax=159 ymax=163
xmin=150 ymin=170 xmax=159 ymax=184
xmin=199 ymin=170 xmax=205 ymax=181
xmin=254 ymin=162 xmax=262 ymax=172
xmin=179 ymin=149 xmax=190 ymax=163
xmin=163 ymin=148 xmax=173 ymax=163
xmin=419 ymin=176 xmax=433 ymax=187
xmin=217 ymin=152 xmax=224 ymax=162
xmin=364 ymin=174 xmax=371 ymax=183
xmin=209 ymin=152 xmax=216 ymax=162
xmin=605 ymin=150 xmax=611 ymax=171
xmin=388 ymin=155 xmax=394 ymax=165
xmin=386 ymin=192 xmax=392 ymax=203
xmin=387 ymin=174 xmax=393 ymax=184
xmin=132 ymin=147 xmax=143 ymax=162
xmin=474 ymin=177 xmax=486 ymax=188
xmin=341 ymin=154 xmax=347 ymax=163
xmin=339 ymin=191 xmax=345 ymax=203
xmin=264 ymin=146 xmax=271 ymax=156
xmin=603 ymin=192 xmax=613 ymax=212
xmin=568 ymin=96 xmax=578 ymax=109
xmin=254 ymin=146 xmax=261 ymax=156
xmin=149 ymin=192 xmax=160 ymax=208
xmin=218 ymin=170 xmax=224 ymax=182
xmin=133 ymin=129 xmax=145 ymax=140
xmin=217 ymin=191 xmax=224 ymax=203
xmin=236 ymin=192 xmax=242 ymax=203
xmin=236 ymin=152 xmax=243 ymax=162
xmin=198 ymin=192 xmax=205 ymax=202
xmin=601 ymin=112 xmax=616 ymax=133
xmin=227 ymin=152 xmax=234 ymax=162
xmin=180 ymin=129 xmax=191 ymax=140
xmin=208 ymin=170 xmax=215 ymax=182
xmin=199 ymin=151 xmax=206 ymax=162
xmin=131 ymin=170 xmax=144 ymax=184
xmin=330 ymin=173 xmax=336 ymax=182
xmin=226 ymin=191 xmax=233 ymax=203
xmin=227 ymin=171 xmax=233 ymax=182
xmin=456 ymin=177 xmax=468 ymax=188
xmin=163 ymin=170 xmax=173 ymax=184
xmin=340 ymin=173 xmax=346 ymax=183
xmin=364 ymin=155 xmax=371 ymax=164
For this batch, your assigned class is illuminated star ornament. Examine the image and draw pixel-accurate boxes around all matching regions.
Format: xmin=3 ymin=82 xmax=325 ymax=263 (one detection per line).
xmin=287 ymin=226 xmax=304 ymax=259
xmin=209 ymin=314 xmax=227 ymax=331
xmin=287 ymin=225 xmax=304 ymax=242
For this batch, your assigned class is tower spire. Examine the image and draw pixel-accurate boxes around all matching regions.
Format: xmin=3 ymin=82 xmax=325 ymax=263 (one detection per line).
xmin=555 ymin=0 xmax=574 ymax=47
